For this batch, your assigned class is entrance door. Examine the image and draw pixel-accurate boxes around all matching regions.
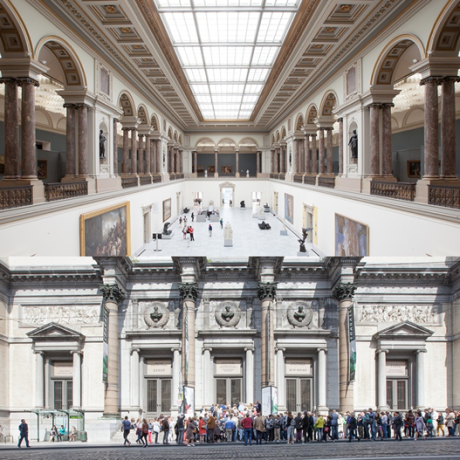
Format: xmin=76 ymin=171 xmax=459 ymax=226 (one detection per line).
xmin=386 ymin=380 xmax=407 ymax=410
xmin=53 ymin=380 xmax=73 ymax=410
xmin=222 ymin=188 xmax=233 ymax=206
xmin=216 ymin=378 xmax=242 ymax=407
xmin=286 ymin=378 xmax=311 ymax=413
xmin=146 ymin=379 xmax=172 ymax=417
xmin=143 ymin=212 xmax=151 ymax=243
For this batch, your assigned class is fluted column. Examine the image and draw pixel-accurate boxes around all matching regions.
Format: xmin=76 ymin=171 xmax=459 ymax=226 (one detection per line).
xmin=35 ymin=351 xmax=45 ymax=408
xmin=1 ymin=78 xmax=20 ymax=179
xmin=72 ymin=351 xmax=82 ymax=409
xmin=113 ymin=119 xmax=118 ymax=176
xmin=317 ymin=348 xmax=327 ymax=412
xmin=326 ymin=128 xmax=333 ymax=174
xmin=258 ymin=281 xmax=277 ymax=387
xmin=131 ymin=129 xmax=137 ymax=175
xmin=76 ymin=104 xmax=88 ymax=178
xmin=100 ymin=284 xmax=125 ymax=417
xmin=441 ymin=77 xmax=460 ymax=179
xmin=415 ymin=350 xmax=426 ymax=409
xmin=138 ymin=134 xmax=144 ymax=175
xmin=245 ymin=347 xmax=254 ymax=404
xmin=311 ymin=134 xmax=317 ymax=175
xmin=421 ymin=77 xmax=440 ymax=178
xmin=338 ymin=118 xmax=343 ymax=176
xmin=318 ymin=129 xmax=325 ymax=174
xmin=131 ymin=348 xmax=140 ymax=408
xmin=276 ymin=347 xmax=285 ymax=409
xmin=145 ymin=135 xmax=151 ymax=175
xmin=377 ymin=349 xmax=387 ymax=411
xmin=369 ymin=103 xmax=380 ymax=177
xmin=382 ymin=104 xmax=394 ymax=177
xmin=20 ymin=78 xmax=39 ymax=179
xmin=333 ymin=282 xmax=357 ymax=412
xmin=64 ymin=104 xmax=76 ymax=178
xmin=122 ymin=128 xmax=130 ymax=174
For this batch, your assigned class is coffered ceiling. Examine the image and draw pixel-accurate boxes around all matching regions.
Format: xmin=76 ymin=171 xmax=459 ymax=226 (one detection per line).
xmin=40 ymin=0 xmax=419 ymax=132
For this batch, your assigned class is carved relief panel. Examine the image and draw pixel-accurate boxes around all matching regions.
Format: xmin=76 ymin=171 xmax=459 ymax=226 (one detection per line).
xmin=138 ymin=300 xmax=180 ymax=330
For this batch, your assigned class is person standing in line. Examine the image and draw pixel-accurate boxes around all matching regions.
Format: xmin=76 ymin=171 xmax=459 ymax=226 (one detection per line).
xmin=153 ymin=418 xmax=161 ymax=444
xmin=186 ymin=417 xmax=197 ymax=446
xmin=176 ymin=414 xmax=185 ymax=445
xmin=347 ymin=412 xmax=358 ymax=442
xmin=122 ymin=416 xmax=132 ymax=446
xmin=141 ymin=419 xmax=149 ymax=447
xmin=162 ymin=416 xmax=170 ymax=444
xmin=189 ymin=226 xmax=195 ymax=241
xmin=241 ymin=412 xmax=253 ymax=446
xmin=330 ymin=409 xmax=338 ymax=441
xmin=18 ymin=419 xmax=30 ymax=448
xmin=207 ymin=412 xmax=216 ymax=443
xmin=446 ymin=408 xmax=456 ymax=436
xmin=208 ymin=224 xmax=213 ymax=237
xmin=437 ymin=411 xmax=445 ymax=436
xmin=393 ymin=412 xmax=403 ymax=441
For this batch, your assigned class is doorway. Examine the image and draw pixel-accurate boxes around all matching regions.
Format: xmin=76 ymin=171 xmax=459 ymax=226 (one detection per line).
xmin=302 ymin=204 xmax=313 ymax=243
xmin=216 ymin=378 xmax=242 ymax=407
xmin=286 ymin=378 xmax=312 ymax=413
xmin=273 ymin=192 xmax=279 ymax=214
xmin=146 ymin=379 xmax=172 ymax=418
xmin=222 ymin=188 xmax=233 ymax=206
xmin=143 ymin=208 xmax=151 ymax=244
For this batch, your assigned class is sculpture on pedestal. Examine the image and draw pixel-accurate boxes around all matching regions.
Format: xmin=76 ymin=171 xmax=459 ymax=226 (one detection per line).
xmin=298 ymin=227 xmax=312 ymax=253
xmin=163 ymin=222 xmax=172 ymax=235
xmin=348 ymin=129 xmax=358 ymax=159
xmin=99 ymin=130 xmax=106 ymax=159
xmin=224 ymin=222 xmax=233 ymax=240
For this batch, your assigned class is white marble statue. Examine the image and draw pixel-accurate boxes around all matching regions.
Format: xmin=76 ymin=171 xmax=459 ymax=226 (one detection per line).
xmin=246 ymin=169 xmax=249 ymax=177
xmin=224 ymin=222 xmax=233 ymax=240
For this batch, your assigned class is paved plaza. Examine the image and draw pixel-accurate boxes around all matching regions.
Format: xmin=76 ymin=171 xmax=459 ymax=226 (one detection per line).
xmin=2 ymin=438 xmax=460 ymax=460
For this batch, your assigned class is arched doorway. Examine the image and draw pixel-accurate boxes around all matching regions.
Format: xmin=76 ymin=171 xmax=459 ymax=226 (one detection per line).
xmin=219 ymin=181 xmax=235 ymax=207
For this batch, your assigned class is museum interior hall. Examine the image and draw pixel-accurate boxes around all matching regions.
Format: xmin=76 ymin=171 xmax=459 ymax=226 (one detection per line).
xmin=0 ymin=0 xmax=460 ymax=256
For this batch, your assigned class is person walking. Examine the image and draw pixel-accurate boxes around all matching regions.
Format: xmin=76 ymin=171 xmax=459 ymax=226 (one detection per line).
xmin=122 ymin=416 xmax=132 ymax=446
xmin=188 ymin=226 xmax=195 ymax=241
xmin=191 ymin=212 xmax=194 ymax=222
xmin=176 ymin=414 xmax=185 ymax=445
xmin=393 ymin=412 xmax=403 ymax=441
xmin=18 ymin=419 xmax=30 ymax=448
xmin=208 ymin=224 xmax=213 ymax=237
xmin=347 ymin=413 xmax=359 ymax=442
xmin=186 ymin=417 xmax=197 ymax=447
xmin=220 ymin=218 xmax=223 ymax=229
xmin=141 ymin=419 xmax=149 ymax=447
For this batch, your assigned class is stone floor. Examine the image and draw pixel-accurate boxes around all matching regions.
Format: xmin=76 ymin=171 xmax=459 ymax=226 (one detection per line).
xmin=136 ymin=204 xmax=321 ymax=258
xmin=3 ymin=438 xmax=460 ymax=460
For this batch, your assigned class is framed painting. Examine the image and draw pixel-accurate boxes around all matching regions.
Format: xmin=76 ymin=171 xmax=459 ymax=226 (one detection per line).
xmin=407 ymin=160 xmax=421 ymax=178
xmin=80 ymin=202 xmax=130 ymax=256
xmin=208 ymin=165 xmax=215 ymax=174
xmin=197 ymin=165 xmax=205 ymax=174
xmin=163 ymin=198 xmax=171 ymax=222
xmin=284 ymin=193 xmax=294 ymax=224
xmin=221 ymin=165 xmax=233 ymax=174
xmin=0 ymin=155 xmax=4 ymax=175
xmin=335 ymin=214 xmax=369 ymax=257
xmin=37 ymin=159 xmax=47 ymax=180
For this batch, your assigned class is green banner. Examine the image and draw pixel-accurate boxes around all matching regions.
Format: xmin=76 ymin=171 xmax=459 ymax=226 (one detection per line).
xmin=102 ymin=307 xmax=109 ymax=383
xmin=348 ymin=305 xmax=356 ymax=382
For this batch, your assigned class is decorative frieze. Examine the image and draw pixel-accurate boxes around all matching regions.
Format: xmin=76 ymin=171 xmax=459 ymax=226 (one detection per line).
xmin=358 ymin=304 xmax=439 ymax=324
xmin=22 ymin=305 xmax=100 ymax=326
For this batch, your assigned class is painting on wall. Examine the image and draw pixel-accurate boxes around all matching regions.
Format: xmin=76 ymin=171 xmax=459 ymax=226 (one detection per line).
xmin=221 ymin=165 xmax=233 ymax=174
xmin=208 ymin=165 xmax=215 ymax=174
xmin=197 ymin=165 xmax=205 ymax=174
xmin=0 ymin=155 xmax=4 ymax=175
xmin=407 ymin=160 xmax=421 ymax=178
xmin=37 ymin=159 xmax=47 ymax=180
xmin=284 ymin=193 xmax=294 ymax=224
xmin=335 ymin=214 xmax=369 ymax=257
xmin=163 ymin=198 xmax=171 ymax=222
xmin=80 ymin=202 xmax=130 ymax=256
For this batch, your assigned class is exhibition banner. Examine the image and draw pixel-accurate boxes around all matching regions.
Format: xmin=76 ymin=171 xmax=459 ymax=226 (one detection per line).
xmin=102 ymin=306 xmax=109 ymax=383
xmin=348 ymin=304 xmax=356 ymax=381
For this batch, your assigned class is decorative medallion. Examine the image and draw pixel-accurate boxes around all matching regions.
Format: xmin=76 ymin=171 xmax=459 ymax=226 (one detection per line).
xmin=339 ymin=4 xmax=352 ymax=13
xmin=143 ymin=302 xmax=169 ymax=329
xmin=215 ymin=302 xmax=241 ymax=328
xmin=121 ymin=27 xmax=131 ymax=34
xmin=104 ymin=5 xmax=118 ymax=14
xmin=287 ymin=302 xmax=313 ymax=328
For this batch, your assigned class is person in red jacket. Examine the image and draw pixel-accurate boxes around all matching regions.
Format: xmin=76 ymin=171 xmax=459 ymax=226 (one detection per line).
xmin=241 ymin=413 xmax=254 ymax=446
xmin=188 ymin=226 xmax=195 ymax=241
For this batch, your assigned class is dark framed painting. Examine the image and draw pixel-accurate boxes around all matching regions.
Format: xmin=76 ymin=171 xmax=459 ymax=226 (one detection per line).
xmin=407 ymin=160 xmax=421 ymax=178
xmin=163 ymin=198 xmax=171 ymax=222
xmin=284 ymin=193 xmax=294 ymax=224
xmin=37 ymin=159 xmax=47 ymax=180
xmin=80 ymin=202 xmax=130 ymax=256
xmin=208 ymin=165 xmax=215 ymax=174
xmin=221 ymin=165 xmax=233 ymax=174
xmin=335 ymin=214 xmax=369 ymax=257
xmin=0 ymin=155 xmax=4 ymax=175
xmin=197 ymin=165 xmax=205 ymax=174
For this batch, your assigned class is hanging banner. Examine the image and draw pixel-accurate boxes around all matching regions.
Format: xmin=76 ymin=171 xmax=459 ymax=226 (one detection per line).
xmin=102 ymin=306 xmax=109 ymax=383
xmin=261 ymin=386 xmax=278 ymax=416
xmin=182 ymin=386 xmax=194 ymax=417
xmin=184 ymin=306 xmax=189 ymax=375
xmin=348 ymin=304 xmax=356 ymax=382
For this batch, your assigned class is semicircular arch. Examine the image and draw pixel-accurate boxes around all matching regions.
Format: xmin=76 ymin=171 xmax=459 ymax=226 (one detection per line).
xmin=0 ymin=2 xmax=33 ymax=57
xmin=319 ymin=90 xmax=339 ymax=118
xmin=117 ymin=90 xmax=136 ymax=118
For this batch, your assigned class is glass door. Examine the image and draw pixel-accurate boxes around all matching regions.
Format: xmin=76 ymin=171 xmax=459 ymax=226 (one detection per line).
xmin=146 ymin=379 xmax=171 ymax=417
xmin=286 ymin=378 xmax=312 ymax=413
xmin=386 ymin=380 xmax=407 ymax=410
xmin=53 ymin=380 xmax=73 ymax=410
xmin=216 ymin=378 xmax=242 ymax=406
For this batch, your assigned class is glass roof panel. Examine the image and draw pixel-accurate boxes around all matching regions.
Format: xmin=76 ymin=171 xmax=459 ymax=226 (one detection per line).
xmin=154 ymin=0 xmax=299 ymax=119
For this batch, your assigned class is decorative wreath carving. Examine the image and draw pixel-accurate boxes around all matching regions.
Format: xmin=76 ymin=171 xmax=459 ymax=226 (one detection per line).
xmin=215 ymin=302 xmax=241 ymax=328
xmin=287 ymin=302 xmax=313 ymax=328
xmin=143 ymin=302 xmax=170 ymax=329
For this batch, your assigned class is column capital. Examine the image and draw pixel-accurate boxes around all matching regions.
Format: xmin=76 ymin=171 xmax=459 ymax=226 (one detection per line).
xmin=369 ymin=102 xmax=382 ymax=109
xmin=0 ymin=77 xmax=19 ymax=85
xmin=34 ymin=350 xmax=46 ymax=356
xmin=171 ymin=347 xmax=181 ymax=353
xmin=323 ymin=127 xmax=334 ymax=131
xmin=420 ymin=76 xmax=443 ymax=86
xmin=274 ymin=347 xmax=285 ymax=353
xmin=130 ymin=348 xmax=140 ymax=355
xmin=415 ymin=349 xmax=427 ymax=354
xmin=376 ymin=349 xmax=388 ymax=355
xmin=202 ymin=346 xmax=212 ymax=353
xmin=178 ymin=282 xmax=198 ymax=301
xmin=16 ymin=77 xmax=39 ymax=87
xmin=244 ymin=347 xmax=255 ymax=352
xmin=381 ymin=102 xmax=395 ymax=108
xmin=99 ymin=283 xmax=125 ymax=303
xmin=138 ymin=133 xmax=145 ymax=138
xmin=75 ymin=103 xmax=89 ymax=110
xmin=70 ymin=350 xmax=83 ymax=355
xmin=332 ymin=282 xmax=357 ymax=302
xmin=257 ymin=281 xmax=277 ymax=301
xmin=440 ymin=76 xmax=460 ymax=84
xmin=337 ymin=117 xmax=343 ymax=123
xmin=317 ymin=347 xmax=327 ymax=353
xmin=63 ymin=103 xmax=76 ymax=109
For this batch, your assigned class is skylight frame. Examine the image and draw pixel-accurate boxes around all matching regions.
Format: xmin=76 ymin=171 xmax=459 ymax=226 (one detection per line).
xmin=156 ymin=0 xmax=300 ymax=119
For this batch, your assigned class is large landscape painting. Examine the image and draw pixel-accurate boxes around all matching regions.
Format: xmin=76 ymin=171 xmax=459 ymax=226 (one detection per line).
xmin=335 ymin=214 xmax=368 ymax=256
xmin=284 ymin=193 xmax=294 ymax=224
xmin=80 ymin=202 xmax=130 ymax=256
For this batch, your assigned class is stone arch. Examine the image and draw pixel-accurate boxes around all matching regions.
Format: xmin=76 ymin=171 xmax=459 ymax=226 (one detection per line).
xmin=219 ymin=181 xmax=236 ymax=206
xmin=0 ymin=1 xmax=33 ymax=57
xmin=319 ymin=91 xmax=339 ymax=117
xmin=151 ymin=114 xmax=160 ymax=131
xmin=305 ymin=104 xmax=318 ymax=126
xmin=178 ymin=134 xmax=183 ymax=145
xmin=402 ymin=107 xmax=425 ymax=127
xmin=117 ymin=91 xmax=136 ymax=118
xmin=35 ymin=108 xmax=53 ymax=129
xmin=428 ymin=0 xmax=460 ymax=57
xmin=271 ymin=134 xmax=275 ymax=145
xmin=195 ymin=137 xmax=215 ymax=153
xmin=295 ymin=113 xmax=304 ymax=130
xmin=391 ymin=116 xmax=399 ymax=130
xmin=173 ymin=131 xmax=178 ymax=142
xmin=168 ymin=127 xmax=173 ymax=139
xmin=275 ymin=131 xmax=280 ymax=142
xmin=217 ymin=137 xmax=237 ymax=152
xmin=137 ymin=104 xmax=149 ymax=125
xmin=238 ymin=137 xmax=259 ymax=152
xmin=35 ymin=36 xmax=87 ymax=90
xmin=371 ymin=35 xmax=425 ymax=87
xmin=281 ymin=126 xmax=287 ymax=139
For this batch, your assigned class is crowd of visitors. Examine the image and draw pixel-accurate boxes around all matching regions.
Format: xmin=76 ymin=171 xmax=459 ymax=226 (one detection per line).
xmin=120 ymin=404 xmax=460 ymax=447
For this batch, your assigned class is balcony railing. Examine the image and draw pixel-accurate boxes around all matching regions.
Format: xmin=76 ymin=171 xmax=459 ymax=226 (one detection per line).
xmin=122 ymin=177 xmax=138 ymax=189
xmin=304 ymin=175 xmax=316 ymax=186
xmin=0 ymin=185 xmax=33 ymax=209
xmin=270 ymin=173 xmax=285 ymax=180
xmin=318 ymin=176 xmax=336 ymax=188
xmin=152 ymin=174 xmax=162 ymax=183
xmin=139 ymin=176 xmax=152 ymax=186
xmin=45 ymin=182 xmax=88 ymax=202
xmin=428 ymin=184 xmax=460 ymax=209
xmin=371 ymin=181 xmax=415 ymax=201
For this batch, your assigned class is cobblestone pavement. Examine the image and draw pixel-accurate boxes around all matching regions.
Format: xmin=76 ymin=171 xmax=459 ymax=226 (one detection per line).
xmin=1 ymin=438 xmax=460 ymax=460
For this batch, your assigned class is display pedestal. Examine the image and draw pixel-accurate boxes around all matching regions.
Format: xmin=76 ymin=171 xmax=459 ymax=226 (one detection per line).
xmin=224 ymin=239 xmax=233 ymax=247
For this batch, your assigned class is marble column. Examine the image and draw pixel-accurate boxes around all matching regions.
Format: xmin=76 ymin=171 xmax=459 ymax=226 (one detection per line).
xmin=441 ymin=77 xmax=459 ymax=179
xmin=311 ymin=134 xmax=317 ymax=175
xmin=122 ymin=128 xmax=130 ymax=174
xmin=179 ymin=149 xmax=183 ymax=173
xmin=421 ymin=77 xmax=440 ymax=178
xmin=179 ymin=282 xmax=198 ymax=388
xmin=35 ymin=351 xmax=45 ymax=408
xmin=377 ymin=349 xmax=387 ymax=411
xmin=256 ymin=151 xmax=260 ymax=174
xmin=72 ymin=351 xmax=82 ymax=408
xmin=76 ymin=104 xmax=88 ymax=178
xmin=382 ymin=104 xmax=394 ymax=177
xmin=138 ymin=134 xmax=145 ymax=175
xmin=156 ymin=141 xmax=161 ymax=173
xmin=64 ymin=104 xmax=76 ymax=178
xmin=193 ymin=151 xmax=197 ymax=174
xmin=145 ymin=135 xmax=151 ymax=175
xmin=131 ymin=129 xmax=137 ymax=175
xmin=235 ymin=150 xmax=239 ymax=176
xmin=131 ymin=348 xmax=140 ymax=408
xmin=299 ymin=140 xmax=305 ymax=173
xmin=317 ymin=348 xmax=327 ymax=412
xmin=151 ymin=139 xmax=156 ymax=174
xmin=172 ymin=348 xmax=181 ymax=409
xmin=333 ymin=282 xmax=357 ymax=413
xmin=282 ymin=146 xmax=286 ymax=173
xmin=258 ymin=282 xmax=277 ymax=387
xmin=326 ymin=128 xmax=333 ymax=174
xmin=203 ymin=347 xmax=212 ymax=406
xmin=369 ymin=103 xmax=380 ymax=177
xmin=214 ymin=150 xmax=218 ymax=177
xmin=304 ymin=135 xmax=310 ymax=174
xmin=271 ymin=149 xmax=275 ymax=173
xmin=100 ymin=284 xmax=125 ymax=417
xmin=20 ymin=78 xmax=39 ymax=179
xmin=415 ymin=350 xmax=426 ymax=409
xmin=318 ymin=129 xmax=325 ymax=174
xmin=113 ymin=118 xmax=118 ymax=176
xmin=245 ymin=347 xmax=254 ymax=404
xmin=276 ymin=348 xmax=285 ymax=409
xmin=276 ymin=147 xmax=281 ymax=173
xmin=338 ymin=118 xmax=343 ymax=176
xmin=1 ymin=78 xmax=20 ymax=179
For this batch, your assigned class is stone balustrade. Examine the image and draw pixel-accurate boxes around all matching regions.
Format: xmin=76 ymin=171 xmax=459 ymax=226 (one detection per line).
xmin=0 ymin=185 xmax=33 ymax=209
xmin=45 ymin=181 xmax=88 ymax=202
xmin=371 ymin=181 xmax=415 ymax=201
xmin=139 ymin=176 xmax=152 ymax=186
xmin=428 ymin=185 xmax=460 ymax=209
xmin=304 ymin=175 xmax=316 ymax=186
xmin=318 ymin=176 xmax=336 ymax=188
xmin=121 ymin=177 xmax=138 ymax=188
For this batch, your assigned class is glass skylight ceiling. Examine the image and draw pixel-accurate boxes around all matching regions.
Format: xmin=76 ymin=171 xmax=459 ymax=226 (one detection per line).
xmin=155 ymin=0 xmax=300 ymax=120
